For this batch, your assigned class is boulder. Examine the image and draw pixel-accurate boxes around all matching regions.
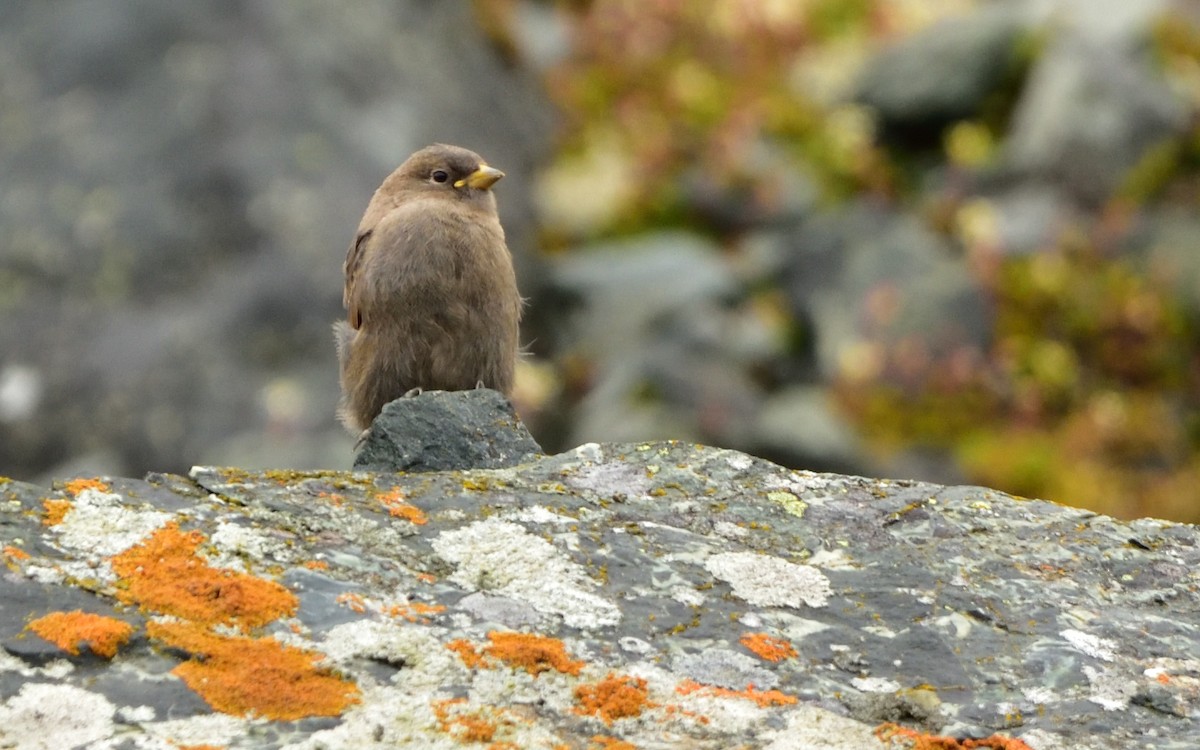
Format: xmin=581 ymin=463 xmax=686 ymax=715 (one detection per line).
xmin=1 ymin=397 xmax=1198 ymax=747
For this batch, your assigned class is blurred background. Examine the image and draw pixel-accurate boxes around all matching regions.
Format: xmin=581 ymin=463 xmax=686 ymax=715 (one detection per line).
xmin=2 ymin=0 xmax=1199 ymax=522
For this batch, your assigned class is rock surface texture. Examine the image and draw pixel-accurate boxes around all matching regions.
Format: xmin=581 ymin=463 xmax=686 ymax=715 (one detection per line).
xmin=2 ymin=394 xmax=1198 ymax=749
xmin=352 ymin=389 xmax=543 ymax=473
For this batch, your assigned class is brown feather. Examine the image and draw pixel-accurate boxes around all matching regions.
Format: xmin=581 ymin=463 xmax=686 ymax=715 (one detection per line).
xmin=334 ymin=144 xmax=521 ymax=433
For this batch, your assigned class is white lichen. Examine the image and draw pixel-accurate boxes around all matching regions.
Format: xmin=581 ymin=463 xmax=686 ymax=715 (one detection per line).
xmin=50 ymin=489 xmax=172 ymax=559
xmin=0 ymin=683 xmax=116 ymax=750
xmin=705 ymin=551 xmax=832 ymax=609
xmin=432 ymin=518 xmax=620 ymax=629
xmin=1061 ymin=628 xmax=1117 ymax=662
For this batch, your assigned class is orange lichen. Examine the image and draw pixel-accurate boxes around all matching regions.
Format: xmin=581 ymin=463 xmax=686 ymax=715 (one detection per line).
xmin=148 ymin=620 xmax=359 ymax=721
xmin=484 ymin=631 xmax=585 ymax=677
xmin=386 ymin=601 xmax=446 ymax=623
xmin=175 ymin=745 xmax=225 ymax=750
xmin=3 ymin=545 xmax=29 ymax=560
xmin=303 ymin=560 xmax=330 ymax=571
xmin=109 ymin=522 xmax=297 ymax=630
xmin=375 ymin=486 xmax=427 ymax=525
xmin=875 ymin=723 xmax=1036 ymax=750
xmin=64 ymin=478 xmax=110 ymax=496
xmin=336 ymin=592 xmax=368 ymax=614
xmin=417 ymin=572 xmax=437 ymax=584
xmin=317 ymin=490 xmax=345 ymax=506
xmin=589 ymin=736 xmax=637 ymax=750
xmin=739 ymin=632 xmax=798 ymax=662
xmin=432 ymin=698 xmax=500 ymax=743
xmin=675 ymin=679 xmax=797 ymax=708
xmin=42 ymin=498 xmax=72 ymax=526
xmin=574 ymin=673 xmax=655 ymax=724
xmin=447 ymin=638 xmax=491 ymax=670
xmin=27 ymin=610 xmax=134 ymax=658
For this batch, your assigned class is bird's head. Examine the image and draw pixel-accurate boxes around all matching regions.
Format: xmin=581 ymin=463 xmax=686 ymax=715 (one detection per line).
xmin=389 ymin=144 xmax=504 ymax=205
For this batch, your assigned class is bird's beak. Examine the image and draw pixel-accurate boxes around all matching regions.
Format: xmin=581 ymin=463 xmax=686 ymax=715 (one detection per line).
xmin=455 ymin=164 xmax=504 ymax=190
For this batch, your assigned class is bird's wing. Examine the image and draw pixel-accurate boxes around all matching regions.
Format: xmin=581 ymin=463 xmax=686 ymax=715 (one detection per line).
xmin=343 ymin=228 xmax=372 ymax=330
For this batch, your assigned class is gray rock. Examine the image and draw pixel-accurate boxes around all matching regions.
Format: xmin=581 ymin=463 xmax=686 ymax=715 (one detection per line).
xmin=550 ymin=232 xmax=771 ymax=448
xmin=783 ymin=202 xmax=990 ymax=379
xmin=856 ymin=5 xmax=1027 ymax=145
xmin=1129 ymin=208 xmax=1200 ymax=316
xmin=0 ymin=0 xmax=554 ymax=481
xmin=1005 ymin=7 xmax=1187 ymax=202
xmin=3 ymin=444 xmax=1199 ymax=747
xmin=352 ymin=389 xmax=542 ymax=472
xmin=752 ymin=385 xmax=863 ymax=474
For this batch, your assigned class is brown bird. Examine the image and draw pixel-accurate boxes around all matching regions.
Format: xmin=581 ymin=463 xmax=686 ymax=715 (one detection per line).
xmin=334 ymin=144 xmax=521 ymax=433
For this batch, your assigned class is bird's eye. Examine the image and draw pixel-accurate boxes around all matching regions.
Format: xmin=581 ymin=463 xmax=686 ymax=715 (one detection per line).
xmin=431 ymin=170 xmax=449 ymax=183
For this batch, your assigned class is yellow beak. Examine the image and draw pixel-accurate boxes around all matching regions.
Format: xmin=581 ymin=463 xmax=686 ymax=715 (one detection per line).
xmin=455 ymin=164 xmax=505 ymax=190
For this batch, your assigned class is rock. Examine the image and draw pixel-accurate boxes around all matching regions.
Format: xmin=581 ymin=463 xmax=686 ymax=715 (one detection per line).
xmin=352 ymin=389 xmax=542 ymax=472
xmin=782 ymin=201 xmax=990 ymax=378
xmin=856 ymin=5 xmax=1028 ymax=147
xmin=3 ymin=443 xmax=1200 ymax=747
xmin=1127 ymin=208 xmax=1200 ymax=316
xmin=1004 ymin=4 xmax=1187 ymax=203
xmin=0 ymin=0 xmax=554 ymax=481
xmin=751 ymin=385 xmax=863 ymax=475
xmin=548 ymin=232 xmax=770 ymax=448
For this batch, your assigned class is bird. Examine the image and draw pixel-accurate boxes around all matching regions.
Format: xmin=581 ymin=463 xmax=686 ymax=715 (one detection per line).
xmin=334 ymin=143 xmax=521 ymax=434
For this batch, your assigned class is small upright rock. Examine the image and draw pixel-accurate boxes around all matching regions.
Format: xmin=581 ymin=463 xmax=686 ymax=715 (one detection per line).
xmin=352 ymin=389 xmax=541 ymax=472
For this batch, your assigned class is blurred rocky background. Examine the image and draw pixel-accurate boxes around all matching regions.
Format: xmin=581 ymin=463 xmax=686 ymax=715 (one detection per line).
xmin=2 ymin=0 xmax=1199 ymax=522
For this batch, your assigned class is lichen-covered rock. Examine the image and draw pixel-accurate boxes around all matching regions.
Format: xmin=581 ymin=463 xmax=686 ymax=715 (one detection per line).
xmin=1 ymin=444 xmax=1198 ymax=748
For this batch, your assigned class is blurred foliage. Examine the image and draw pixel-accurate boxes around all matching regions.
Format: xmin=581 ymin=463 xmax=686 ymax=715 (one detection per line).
xmin=496 ymin=0 xmax=1200 ymax=520
xmin=835 ymin=236 xmax=1200 ymax=521
xmin=839 ymin=6 xmax=1200 ymax=522
xmin=532 ymin=0 xmax=946 ymax=243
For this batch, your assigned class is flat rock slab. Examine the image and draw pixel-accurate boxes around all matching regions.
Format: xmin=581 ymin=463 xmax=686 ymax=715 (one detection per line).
xmin=1 ymin=443 xmax=1198 ymax=748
